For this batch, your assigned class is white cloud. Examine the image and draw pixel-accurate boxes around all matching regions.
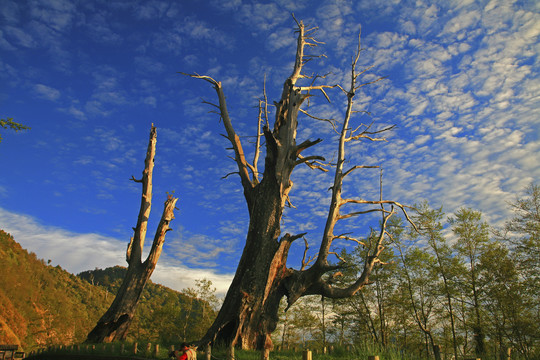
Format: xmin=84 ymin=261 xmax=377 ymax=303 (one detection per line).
xmin=0 ymin=207 xmax=125 ymax=273
xmin=151 ymin=263 xmax=233 ymax=297
xmin=84 ymin=13 xmax=123 ymax=44
xmin=3 ymin=25 xmax=37 ymax=48
xmin=0 ymin=30 xmax=16 ymax=50
xmin=143 ymin=96 xmax=157 ymax=107
xmin=238 ymin=3 xmax=287 ymax=32
xmin=29 ymin=0 xmax=76 ymax=32
xmin=210 ymin=0 xmax=241 ymax=12
xmin=400 ymin=20 xmax=416 ymax=35
xmin=59 ymin=105 xmax=86 ymax=121
xmin=414 ymin=134 xmax=431 ymax=146
xmin=34 ymin=83 xmax=61 ymax=101
xmin=175 ymin=16 xmax=234 ymax=50
xmin=267 ymin=27 xmax=295 ymax=52
xmin=0 ymin=207 xmax=234 ymax=295
xmin=442 ymin=9 xmax=480 ymax=34
xmin=410 ymin=99 xmax=428 ymax=116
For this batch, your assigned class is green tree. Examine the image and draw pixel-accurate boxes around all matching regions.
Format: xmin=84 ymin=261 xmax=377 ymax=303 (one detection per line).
xmin=272 ymin=299 xmax=291 ymax=350
xmin=0 ymin=118 xmax=30 ymax=143
xmin=328 ymin=249 xmax=380 ymax=346
xmin=505 ymin=183 xmax=540 ymax=297
xmin=396 ymin=242 xmax=440 ymax=360
xmin=335 ymin=230 xmax=400 ymax=349
xmin=193 ymin=278 xmax=220 ymax=339
xmin=181 ymin=278 xmax=220 ymax=341
xmin=414 ymin=202 xmax=460 ymax=360
xmin=500 ymin=183 xmax=540 ymax=358
xmin=449 ymin=208 xmax=489 ymax=357
xmin=154 ymin=293 xmax=186 ymax=345
xmin=295 ymin=297 xmax=321 ymax=348
xmin=273 ymin=296 xmax=320 ymax=348
xmin=477 ymin=241 xmax=528 ymax=359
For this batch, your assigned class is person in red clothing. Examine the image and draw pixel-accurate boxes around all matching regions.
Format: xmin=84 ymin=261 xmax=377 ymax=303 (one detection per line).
xmin=170 ymin=343 xmax=197 ymax=360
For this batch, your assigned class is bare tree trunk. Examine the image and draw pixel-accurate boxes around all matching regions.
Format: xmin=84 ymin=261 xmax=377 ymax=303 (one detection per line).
xmin=183 ymin=18 xmax=413 ymax=350
xmin=85 ymin=124 xmax=178 ymax=343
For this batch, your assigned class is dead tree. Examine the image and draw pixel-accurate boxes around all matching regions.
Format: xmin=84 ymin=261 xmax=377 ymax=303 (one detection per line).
xmin=183 ymin=18 xmax=413 ymax=351
xmin=86 ymin=124 xmax=179 ymax=343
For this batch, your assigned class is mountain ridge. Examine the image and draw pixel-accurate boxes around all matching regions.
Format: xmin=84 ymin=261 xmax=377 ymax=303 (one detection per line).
xmin=0 ymin=229 xmax=209 ymax=352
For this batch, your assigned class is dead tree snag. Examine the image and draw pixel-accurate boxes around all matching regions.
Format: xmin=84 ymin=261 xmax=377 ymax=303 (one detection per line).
xmin=182 ymin=18 xmax=413 ymax=351
xmin=85 ymin=124 xmax=179 ymax=343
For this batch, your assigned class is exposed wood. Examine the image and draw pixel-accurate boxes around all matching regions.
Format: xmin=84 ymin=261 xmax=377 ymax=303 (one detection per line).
xmin=85 ymin=124 xmax=178 ymax=343
xmin=183 ymin=18 xmax=413 ymax=351
xmin=178 ymin=73 xmax=254 ymax=194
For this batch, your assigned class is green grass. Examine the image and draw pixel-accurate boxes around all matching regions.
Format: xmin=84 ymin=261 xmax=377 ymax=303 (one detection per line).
xmin=28 ymin=342 xmax=534 ymax=360
xmin=28 ymin=344 xmax=416 ymax=360
xmin=210 ymin=345 xmax=419 ymax=360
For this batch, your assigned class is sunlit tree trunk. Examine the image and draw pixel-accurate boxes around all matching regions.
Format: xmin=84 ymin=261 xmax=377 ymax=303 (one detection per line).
xmin=85 ymin=125 xmax=178 ymax=343
xmin=183 ymin=18 xmax=413 ymax=351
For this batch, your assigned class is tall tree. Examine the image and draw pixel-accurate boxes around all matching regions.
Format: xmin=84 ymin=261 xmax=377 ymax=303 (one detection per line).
xmin=183 ymin=19 xmax=413 ymax=351
xmin=86 ymin=124 xmax=179 ymax=343
xmin=329 ymin=249 xmax=381 ymax=346
xmin=449 ymin=208 xmax=489 ymax=357
xmin=477 ymin=241 xmax=525 ymax=359
xmin=396 ymin=241 xmax=441 ymax=360
xmin=505 ymin=183 xmax=540 ymax=299
xmin=413 ymin=202 xmax=460 ymax=360
xmin=181 ymin=279 xmax=220 ymax=341
xmin=500 ymin=183 xmax=540 ymax=358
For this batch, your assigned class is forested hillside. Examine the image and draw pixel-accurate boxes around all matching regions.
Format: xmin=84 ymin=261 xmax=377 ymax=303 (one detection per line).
xmin=0 ymin=230 xmax=110 ymax=350
xmin=78 ymin=266 xmax=218 ymax=345
xmin=0 ymin=230 xmax=216 ymax=352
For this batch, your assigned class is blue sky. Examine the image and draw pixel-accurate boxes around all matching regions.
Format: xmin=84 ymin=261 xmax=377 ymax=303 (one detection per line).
xmin=1 ymin=0 xmax=539 ymax=295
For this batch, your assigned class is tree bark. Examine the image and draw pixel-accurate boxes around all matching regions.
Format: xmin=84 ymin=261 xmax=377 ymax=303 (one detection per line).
xmin=85 ymin=124 xmax=178 ymax=343
xmin=184 ymin=19 xmax=412 ymax=350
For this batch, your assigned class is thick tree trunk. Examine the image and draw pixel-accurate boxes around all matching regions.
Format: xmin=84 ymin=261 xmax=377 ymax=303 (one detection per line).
xmin=188 ymin=21 xmax=311 ymax=350
xmin=86 ymin=125 xmax=178 ymax=343
xmin=186 ymin=19 xmax=412 ymax=351
xmin=86 ymin=262 xmax=154 ymax=342
xmin=198 ymin=156 xmax=295 ymax=349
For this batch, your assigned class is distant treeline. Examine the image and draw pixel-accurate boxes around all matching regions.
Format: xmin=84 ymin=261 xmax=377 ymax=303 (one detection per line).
xmin=270 ymin=184 xmax=540 ymax=360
